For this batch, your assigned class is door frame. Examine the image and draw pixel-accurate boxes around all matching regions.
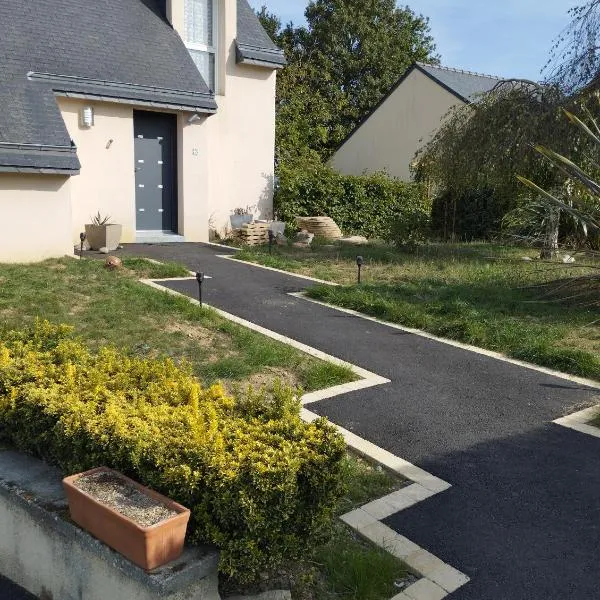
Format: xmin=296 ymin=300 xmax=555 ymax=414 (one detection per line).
xmin=133 ymin=110 xmax=179 ymax=233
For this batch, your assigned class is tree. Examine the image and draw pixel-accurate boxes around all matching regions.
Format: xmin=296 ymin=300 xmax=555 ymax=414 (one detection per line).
xmin=303 ymin=0 xmax=438 ymax=153
xmin=415 ymin=81 xmax=576 ymax=242
xmin=545 ymin=1 xmax=600 ymax=93
xmin=257 ymin=1 xmax=438 ymax=163
xmin=257 ymin=8 xmax=345 ymax=166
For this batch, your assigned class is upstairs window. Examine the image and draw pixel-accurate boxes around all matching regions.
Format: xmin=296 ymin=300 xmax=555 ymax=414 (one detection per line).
xmin=184 ymin=0 xmax=217 ymax=92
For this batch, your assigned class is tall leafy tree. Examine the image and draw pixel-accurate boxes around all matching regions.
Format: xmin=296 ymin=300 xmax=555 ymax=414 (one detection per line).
xmin=257 ymin=8 xmax=343 ymax=165
xmin=303 ymin=0 xmax=438 ymax=152
xmin=257 ymin=1 xmax=438 ymax=162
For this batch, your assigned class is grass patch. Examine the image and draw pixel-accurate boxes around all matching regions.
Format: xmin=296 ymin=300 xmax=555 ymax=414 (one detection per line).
xmin=0 ymin=258 xmax=355 ymax=392
xmin=121 ymin=257 xmax=191 ymax=279
xmin=295 ymin=454 xmax=410 ymax=600
xmin=313 ymin=525 xmax=409 ymax=600
xmin=236 ymin=243 xmax=600 ymax=381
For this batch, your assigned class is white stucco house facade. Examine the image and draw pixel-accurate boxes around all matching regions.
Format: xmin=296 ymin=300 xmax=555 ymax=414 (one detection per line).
xmin=330 ymin=62 xmax=503 ymax=181
xmin=0 ymin=0 xmax=285 ymax=262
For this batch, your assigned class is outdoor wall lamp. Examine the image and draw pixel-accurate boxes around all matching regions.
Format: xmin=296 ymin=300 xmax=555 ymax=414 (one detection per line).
xmin=81 ymin=106 xmax=94 ymax=128
xmin=356 ymin=256 xmax=364 ymax=284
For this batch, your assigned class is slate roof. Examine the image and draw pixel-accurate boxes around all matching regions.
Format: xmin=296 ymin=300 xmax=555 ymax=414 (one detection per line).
xmin=236 ymin=0 xmax=286 ymax=69
xmin=0 ymin=0 xmax=217 ymax=173
xmin=416 ymin=63 xmax=503 ymax=102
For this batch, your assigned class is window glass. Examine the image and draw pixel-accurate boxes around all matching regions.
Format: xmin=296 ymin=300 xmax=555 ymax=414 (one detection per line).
xmin=184 ymin=0 xmax=213 ymax=46
xmin=188 ymin=49 xmax=215 ymax=91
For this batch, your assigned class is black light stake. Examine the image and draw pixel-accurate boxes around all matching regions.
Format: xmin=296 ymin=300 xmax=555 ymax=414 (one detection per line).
xmin=196 ymin=272 xmax=205 ymax=307
xmin=79 ymin=232 xmax=86 ymax=259
xmin=268 ymin=229 xmax=275 ymax=255
xmin=356 ymin=255 xmax=364 ymax=284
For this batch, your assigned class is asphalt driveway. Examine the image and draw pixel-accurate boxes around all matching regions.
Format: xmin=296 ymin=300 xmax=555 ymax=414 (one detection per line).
xmin=115 ymin=243 xmax=600 ymax=600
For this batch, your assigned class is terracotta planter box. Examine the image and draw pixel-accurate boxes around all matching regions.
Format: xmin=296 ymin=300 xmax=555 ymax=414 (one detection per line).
xmin=63 ymin=467 xmax=190 ymax=571
xmin=84 ymin=223 xmax=122 ymax=251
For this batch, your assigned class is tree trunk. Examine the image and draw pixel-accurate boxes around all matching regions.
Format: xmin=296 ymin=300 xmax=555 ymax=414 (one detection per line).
xmin=540 ymin=206 xmax=560 ymax=259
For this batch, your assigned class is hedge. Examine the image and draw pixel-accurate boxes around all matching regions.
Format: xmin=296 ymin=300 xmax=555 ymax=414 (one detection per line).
xmin=0 ymin=321 xmax=346 ymax=581
xmin=275 ymin=164 xmax=430 ymax=242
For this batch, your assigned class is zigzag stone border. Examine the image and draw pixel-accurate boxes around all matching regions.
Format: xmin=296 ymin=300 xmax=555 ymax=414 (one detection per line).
xmin=554 ymin=405 xmax=600 ymax=439
xmin=139 ymin=278 xmax=470 ymax=598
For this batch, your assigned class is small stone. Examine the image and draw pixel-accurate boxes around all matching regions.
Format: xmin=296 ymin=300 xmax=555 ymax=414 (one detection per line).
xmin=104 ymin=256 xmax=123 ymax=270
xmin=99 ymin=247 xmax=110 ymax=254
xmin=521 ymin=256 xmax=533 ymax=261
xmin=117 ymin=245 xmax=124 ymax=250
xmin=562 ymin=254 xmax=575 ymax=264
xmin=295 ymin=231 xmax=315 ymax=244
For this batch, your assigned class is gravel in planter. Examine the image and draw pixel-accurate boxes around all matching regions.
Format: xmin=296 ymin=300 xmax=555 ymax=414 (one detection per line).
xmin=73 ymin=472 xmax=177 ymax=527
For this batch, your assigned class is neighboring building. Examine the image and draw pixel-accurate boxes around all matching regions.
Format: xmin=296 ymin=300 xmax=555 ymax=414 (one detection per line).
xmin=0 ymin=0 xmax=285 ymax=262
xmin=330 ymin=62 xmax=503 ymax=181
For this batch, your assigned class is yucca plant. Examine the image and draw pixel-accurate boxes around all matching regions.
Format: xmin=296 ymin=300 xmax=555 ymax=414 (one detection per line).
xmin=517 ymin=105 xmax=600 ymax=307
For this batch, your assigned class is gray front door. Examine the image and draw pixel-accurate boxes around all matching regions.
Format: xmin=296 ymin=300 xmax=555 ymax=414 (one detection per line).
xmin=134 ymin=111 xmax=177 ymax=232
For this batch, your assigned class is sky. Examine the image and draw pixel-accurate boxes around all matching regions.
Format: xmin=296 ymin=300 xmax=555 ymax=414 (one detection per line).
xmin=248 ymin=0 xmax=580 ymax=81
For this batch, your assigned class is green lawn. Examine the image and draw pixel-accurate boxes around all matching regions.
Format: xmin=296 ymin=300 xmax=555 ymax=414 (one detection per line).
xmin=311 ymin=456 xmax=410 ymax=600
xmin=0 ymin=257 xmax=355 ymax=392
xmin=235 ymin=242 xmax=600 ymax=381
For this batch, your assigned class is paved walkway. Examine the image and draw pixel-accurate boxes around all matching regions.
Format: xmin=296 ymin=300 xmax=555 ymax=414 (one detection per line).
xmin=0 ymin=576 xmax=36 ymax=599
xmin=121 ymin=243 xmax=600 ymax=599
xmin=116 ymin=243 xmax=600 ymax=599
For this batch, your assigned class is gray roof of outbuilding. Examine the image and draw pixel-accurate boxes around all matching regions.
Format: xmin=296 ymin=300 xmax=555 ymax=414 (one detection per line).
xmin=236 ymin=0 xmax=286 ymax=68
xmin=0 ymin=0 xmax=217 ymax=173
xmin=416 ymin=62 xmax=503 ymax=102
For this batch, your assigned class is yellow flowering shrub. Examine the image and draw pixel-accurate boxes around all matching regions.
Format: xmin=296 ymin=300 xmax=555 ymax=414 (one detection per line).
xmin=0 ymin=321 xmax=346 ymax=580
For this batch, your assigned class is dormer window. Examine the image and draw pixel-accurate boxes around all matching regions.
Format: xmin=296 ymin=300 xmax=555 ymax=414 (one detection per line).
xmin=184 ymin=0 xmax=217 ymax=92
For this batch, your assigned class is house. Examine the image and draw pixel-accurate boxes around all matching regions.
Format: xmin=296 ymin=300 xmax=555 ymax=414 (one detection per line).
xmin=0 ymin=0 xmax=285 ymax=262
xmin=330 ymin=62 xmax=503 ymax=181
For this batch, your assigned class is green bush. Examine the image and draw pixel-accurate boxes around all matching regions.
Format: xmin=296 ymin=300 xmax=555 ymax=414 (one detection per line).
xmin=430 ymin=189 xmax=510 ymax=241
xmin=275 ymin=164 xmax=430 ymax=242
xmin=0 ymin=321 xmax=346 ymax=581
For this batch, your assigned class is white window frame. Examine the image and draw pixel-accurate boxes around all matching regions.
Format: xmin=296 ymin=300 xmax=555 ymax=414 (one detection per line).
xmin=184 ymin=0 xmax=218 ymax=92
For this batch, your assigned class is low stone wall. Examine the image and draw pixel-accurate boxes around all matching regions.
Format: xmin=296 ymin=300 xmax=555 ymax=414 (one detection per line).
xmin=0 ymin=450 xmax=221 ymax=600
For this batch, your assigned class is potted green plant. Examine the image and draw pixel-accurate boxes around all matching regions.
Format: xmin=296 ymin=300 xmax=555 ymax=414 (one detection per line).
xmin=85 ymin=212 xmax=122 ymax=251
xmin=230 ymin=207 xmax=254 ymax=230
xmin=63 ymin=467 xmax=190 ymax=571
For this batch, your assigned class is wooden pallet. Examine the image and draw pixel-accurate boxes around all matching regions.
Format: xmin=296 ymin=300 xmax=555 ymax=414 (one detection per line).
xmin=236 ymin=222 xmax=271 ymax=246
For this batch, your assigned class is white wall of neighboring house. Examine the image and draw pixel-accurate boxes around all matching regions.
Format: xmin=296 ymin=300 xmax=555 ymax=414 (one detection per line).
xmin=330 ymin=68 xmax=465 ymax=181
xmin=0 ymin=174 xmax=72 ymax=262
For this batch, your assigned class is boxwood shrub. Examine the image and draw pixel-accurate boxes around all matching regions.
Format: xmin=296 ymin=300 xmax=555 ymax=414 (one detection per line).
xmin=275 ymin=163 xmax=430 ymax=242
xmin=0 ymin=321 xmax=346 ymax=581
